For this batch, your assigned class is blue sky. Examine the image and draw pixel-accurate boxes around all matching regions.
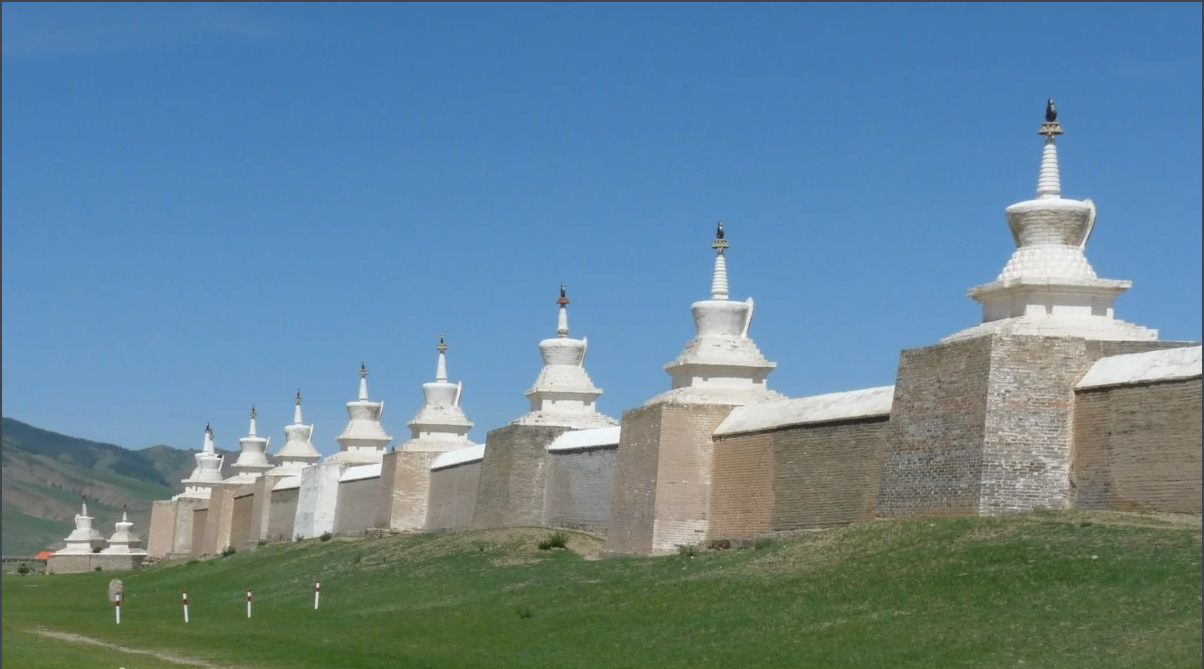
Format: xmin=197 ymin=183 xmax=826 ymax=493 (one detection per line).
xmin=3 ymin=3 xmax=1200 ymax=456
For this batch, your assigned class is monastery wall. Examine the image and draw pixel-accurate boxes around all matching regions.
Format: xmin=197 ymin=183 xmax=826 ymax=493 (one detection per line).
xmin=426 ymin=448 xmax=484 ymax=531
xmin=473 ymin=424 xmax=570 ymax=529
xmin=542 ymin=428 xmax=621 ymax=535
xmin=293 ymin=462 xmax=344 ymax=540
xmin=190 ymin=505 xmax=208 ymax=559
xmin=333 ymin=465 xmax=382 ymax=536
xmin=229 ymin=490 xmax=255 ymax=550
xmin=376 ymin=450 xmax=443 ymax=533
xmin=147 ymin=500 xmax=178 ymax=558
xmin=267 ymin=483 xmax=300 ymax=542
xmin=46 ymin=553 xmax=145 ymax=575
xmin=708 ymin=387 xmax=893 ymax=541
xmin=247 ymin=475 xmax=280 ymax=547
xmin=1071 ymin=347 xmax=1202 ymax=513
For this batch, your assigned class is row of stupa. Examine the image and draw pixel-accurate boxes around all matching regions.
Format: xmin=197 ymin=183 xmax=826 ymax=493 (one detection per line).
xmin=173 ymin=284 xmax=631 ymax=499
xmin=130 ymin=99 xmax=1172 ymax=550
xmin=56 ymin=497 xmax=145 ymax=556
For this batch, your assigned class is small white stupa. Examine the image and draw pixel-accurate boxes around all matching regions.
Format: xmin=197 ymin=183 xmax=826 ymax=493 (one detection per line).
xmin=646 ymin=222 xmax=784 ymax=406
xmin=100 ymin=504 xmax=146 ymax=555
xmin=401 ymin=336 xmax=477 ymax=451
xmin=268 ymin=390 xmax=321 ymax=475
xmin=944 ymin=99 xmax=1157 ymax=342
xmin=175 ymin=424 xmax=225 ymax=500
xmin=55 ymin=495 xmax=107 ymax=555
xmin=512 ymin=285 xmax=618 ymax=429
xmin=225 ymin=406 xmax=274 ymax=483
xmin=327 ymin=363 xmax=394 ymax=465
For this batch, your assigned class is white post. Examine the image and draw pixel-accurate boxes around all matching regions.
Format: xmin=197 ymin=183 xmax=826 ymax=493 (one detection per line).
xmin=247 ymin=589 xmax=253 ymax=618
xmin=183 ymin=591 xmax=189 ymax=623
xmin=314 ymin=582 xmax=321 ymax=610
xmin=115 ymin=592 xmax=121 ymax=625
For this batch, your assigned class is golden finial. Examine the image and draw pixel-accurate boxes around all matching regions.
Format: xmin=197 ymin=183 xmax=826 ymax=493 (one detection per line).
xmin=437 ymin=334 xmax=448 ymax=353
xmin=250 ymin=405 xmax=257 ymax=420
xmin=295 ymin=388 xmax=302 ymax=405
xmin=711 ymin=220 xmax=729 ymax=252
xmin=360 ymin=362 xmax=368 ymax=378
xmin=205 ymin=422 xmax=213 ymax=435
xmin=1039 ymin=98 xmax=1064 ymax=138
xmin=557 ymin=283 xmax=570 ymax=307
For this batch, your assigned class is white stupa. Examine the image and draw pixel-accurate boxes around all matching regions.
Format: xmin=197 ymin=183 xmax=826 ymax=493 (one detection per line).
xmin=646 ymin=222 xmax=785 ymax=406
xmin=225 ymin=406 xmax=274 ymax=483
xmin=943 ymin=99 xmax=1157 ymax=342
xmin=55 ymin=495 xmax=107 ymax=555
xmin=268 ymin=390 xmax=322 ymax=475
xmin=511 ymin=285 xmax=618 ymax=429
xmin=326 ymin=363 xmax=394 ymax=465
xmin=401 ymin=336 xmax=477 ymax=451
xmin=175 ymin=424 xmax=225 ymax=500
xmin=100 ymin=504 xmax=146 ymax=555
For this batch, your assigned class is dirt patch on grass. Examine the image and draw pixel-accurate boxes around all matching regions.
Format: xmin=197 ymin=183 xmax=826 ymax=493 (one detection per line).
xmin=30 ymin=628 xmax=246 ymax=668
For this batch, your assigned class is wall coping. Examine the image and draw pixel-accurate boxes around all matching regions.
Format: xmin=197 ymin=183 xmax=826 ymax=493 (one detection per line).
xmin=1077 ymin=345 xmax=1202 ymax=391
xmin=546 ymin=426 xmax=621 ymax=453
xmin=714 ymin=385 xmax=894 ymax=437
xmin=272 ymin=475 xmax=302 ymax=492
xmin=338 ymin=463 xmax=383 ymax=483
xmin=430 ymin=444 xmax=486 ymax=471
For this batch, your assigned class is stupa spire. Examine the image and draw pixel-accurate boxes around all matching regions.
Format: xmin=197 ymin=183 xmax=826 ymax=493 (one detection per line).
xmin=294 ymin=389 xmax=304 ymax=424
xmin=122 ymin=502 xmax=128 ymax=522
xmin=711 ymin=221 xmax=730 ymax=301
xmin=81 ymin=493 xmax=88 ymax=517
xmin=248 ymin=405 xmax=258 ymax=437
xmin=1037 ymin=98 xmax=1064 ymax=200
xmin=358 ymin=362 xmax=370 ymax=401
xmin=203 ymin=423 xmax=215 ymax=454
xmin=557 ymin=284 xmax=570 ymax=337
xmin=436 ymin=335 xmax=449 ymax=382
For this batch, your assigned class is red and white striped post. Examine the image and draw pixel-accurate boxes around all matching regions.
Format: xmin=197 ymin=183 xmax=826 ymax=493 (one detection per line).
xmin=182 ymin=591 xmax=189 ymax=623
xmin=114 ymin=592 xmax=122 ymax=625
xmin=314 ymin=582 xmax=321 ymax=610
xmin=246 ymin=589 xmax=253 ymax=618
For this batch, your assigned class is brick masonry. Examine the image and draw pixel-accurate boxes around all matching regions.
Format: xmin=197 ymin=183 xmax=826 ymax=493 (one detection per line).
xmin=606 ymin=403 xmax=734 ymax=556
xmin=542 ymin=445 xmax=618 ymax=535
xmin=46 ymin=553 xmax=145 ymax=575
xmin=248 ymin=475 xmax=283 ymax=547
xmin=472 ymin=424 xmax=570 ymax=529
xmin=147 ymin=500 xmax=179 ymax=558
xmin=1071 ymin=377 xmax=1202 ymax=513
xmin=376 ymin=450 xmax=442 ymax=533
xmin=267 ymin=487 xmax=299 ymax=541
xmin=229 ymin=491 xmax=254 ymax=550
xmin=190 ymin=505 xmax=208 ymax=558
xmin=333 ymin=476 xmax=381 ymax=536
xmin=427 ymin=461 xmax=482 ymax=531
xmin=883 ymin=334 xmax=1197 ymax=518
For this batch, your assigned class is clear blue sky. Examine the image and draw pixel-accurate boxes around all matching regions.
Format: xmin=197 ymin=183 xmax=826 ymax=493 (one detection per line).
xmin=3 ymin=3 xmax=1200 ymax=456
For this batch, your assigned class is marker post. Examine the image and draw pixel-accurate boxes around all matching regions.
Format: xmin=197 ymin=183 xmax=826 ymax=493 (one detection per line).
xmin=115 ymin=592 xmax=122 ymax=625
xmin=183 ymin=591 xmax=189 ymax=623
xmin=247 ymin=589 xmax=253 ymax=619
xmin=315 ymin=582 xmax=321 ymax=610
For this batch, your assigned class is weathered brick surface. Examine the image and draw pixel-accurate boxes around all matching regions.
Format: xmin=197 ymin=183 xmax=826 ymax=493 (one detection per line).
xmin=200 ymin=485 xmax=245 ymax=555
xmin=473 ymin=424 xmax=570 ymax=529
xmin=47 ymin=553 xmax=144 ymax=575
xmin=1072 ymin=378 xmax=1202 ymax=513
xmin=543 ymin=445 xmax=618 ymax=535
xmin=190 ymin=505 xmax=208 ymax=558
xmin=606 ymin=404 xmax=734 ymax=556
xmin=333 ymin=476 xmax=381 ymax=536
xmin=248 ymin=475 xmax=283 ymax=547
xmin=427 ymin=461 xmax=482 ymax=531
xmin=169 ymin=498 xmax=201 ymax=557
xmin=267 ymin=488 xmax=299 ymax=541
xmin=882 ymin=336 xmax=992 ymax=517
xmin=376 ymin=450 xmax=441 ymax=533
xmin=884 ymin=335 xmax=1197 ymax=518
xmin=774 ymin=417 xmax=889 ymax=529
xmin=228 ymin=492 xmax=254 ymax=551
xmin=147 ymin=500 xmax=179 ymax=558
xmin=707 ymin=431 xmax=775 ymax=541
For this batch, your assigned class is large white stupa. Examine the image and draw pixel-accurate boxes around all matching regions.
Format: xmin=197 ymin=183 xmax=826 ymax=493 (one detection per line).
xmin=326 ymin=363 xmax=394 ymax=465
xmin=268 ymin=390 xmax=321 ymax=475
xmin=401 ymin=336 xmax=477 ymax=452
xmin=511 ymin=286 xmax=618 ymax=429
xmin=55 ymin=495 xmax=107 ymax=555
xmin=943 ymin=100 xmax=1157 ymax=342
xmin=646 ymin=222 xmax=784 ymax=406
xmin=225 ymin=406 xmax=274 ymax=484
xmin=175 ymin=424 xmax=224 ymax=500
xmin=100 ymin=504 xmax=146 ymax=555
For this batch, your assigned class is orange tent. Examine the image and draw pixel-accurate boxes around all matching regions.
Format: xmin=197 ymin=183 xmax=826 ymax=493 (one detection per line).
xmin=34 ymin=550 xmax=54 ymax=560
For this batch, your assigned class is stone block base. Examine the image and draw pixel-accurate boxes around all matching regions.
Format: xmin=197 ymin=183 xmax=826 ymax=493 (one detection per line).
xmin=47 ymin=553 xmax=146 ymax=575
xmin=376 ymin=450 xmax=442 ymax=533
xmin=472 ymin=424 xmax=571 ymax=529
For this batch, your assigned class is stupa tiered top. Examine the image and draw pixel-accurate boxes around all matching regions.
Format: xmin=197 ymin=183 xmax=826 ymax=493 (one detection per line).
xmin=647 ymin=222 xmax=784 ymax=406
xmin=100 ymin=504 xmax=146 ymax=555
xmin=512 ymin=286 xmax=618 ymax=429
xmin=269 ymin=390 xmax=322 ymax=475
xmin=327 ymin=363 xmax=394 ymax=465
xmin=944 ymin=100 xmax=1157 ymax=342
xmin=176 ymin=424 xmax=225 ymax=499
xmin=227 ymin=406 xmax=274 ymax=483
xmin=402 ymin=336 xmax=477 ymax=451
xmin=55 ymin=495 xmax=107 ymax=554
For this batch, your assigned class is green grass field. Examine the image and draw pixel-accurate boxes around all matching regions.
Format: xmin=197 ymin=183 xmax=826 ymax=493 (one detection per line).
xmin=3 ymin=512 xmax=1200 ymax=669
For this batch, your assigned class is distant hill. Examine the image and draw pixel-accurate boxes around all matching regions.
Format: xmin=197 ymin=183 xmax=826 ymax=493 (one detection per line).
xmin=1 ymin=417 xmax=235 ymax=555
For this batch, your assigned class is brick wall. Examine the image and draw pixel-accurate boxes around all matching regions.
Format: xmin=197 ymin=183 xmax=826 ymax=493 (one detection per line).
xmin=427 ymin=461 xmax=482 ymax=531
xmin=248 ymin=475 xmax=282 ymax=547
xmin=1072 ymin=377 xmax=1202 ymax=513
xmin=267 ymin=487 xmax=299 ymax=541
xmin=774 ymin=417 xmax=889 ymax=529
xmin=333 ymin=476 xmax=381 ymax=536
xmin=200 ymin=485 xmax=240 ymax=555
xmin=606 ymin=405 xmax=664 ymax=556
xmin=170 ymin=498 xmax=201 ymax=556
xmin=708 ymin=431 xmax=775 ymax=540
xmin=542 ymin=445 xmax=618 ymax=535
xmin=376 ymin=450 xmax=441 ymax=533
xmin=229 ymin=492 xmax=254 ymax=550
xmin=147 ymin=500 xmax=178 ymax=558
xmin=190 ymin=506 xmax=208 ymax=558
xmin=472 ymin=424 xmax=570 ymax=529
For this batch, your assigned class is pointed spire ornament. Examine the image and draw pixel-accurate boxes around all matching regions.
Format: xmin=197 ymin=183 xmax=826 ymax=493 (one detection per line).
xmin=358 ymin=362 xmax=370 ymax=401
xmin=710 ymin=221 xmax=730 ymax=301
xmin=557 ymin=284 xmax=571 ymax=337
xmin=436 ymin=335 xmax=449 ymax=382
xmin=294 ymin=389 xmax=304 ymax=424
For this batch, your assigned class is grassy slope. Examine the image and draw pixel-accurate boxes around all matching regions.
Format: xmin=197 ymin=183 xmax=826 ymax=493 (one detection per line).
xmin=3 ymin=512 xmax=1201 ymax=669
